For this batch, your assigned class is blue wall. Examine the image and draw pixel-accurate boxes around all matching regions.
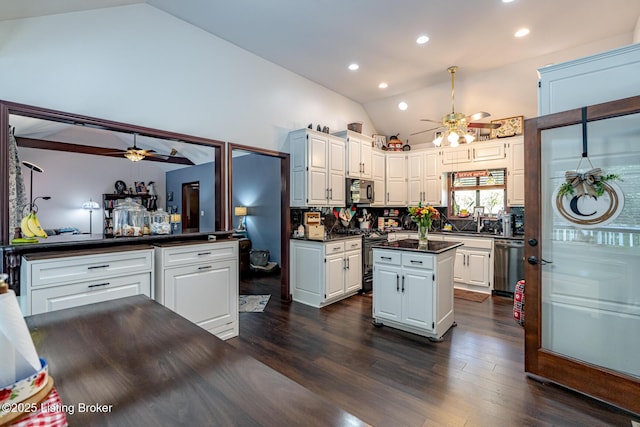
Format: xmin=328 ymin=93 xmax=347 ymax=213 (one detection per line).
xmin=166 ymin=162 xmax=215 ymax=233
xmin=232 ymin=153 xmax=281 ymax=265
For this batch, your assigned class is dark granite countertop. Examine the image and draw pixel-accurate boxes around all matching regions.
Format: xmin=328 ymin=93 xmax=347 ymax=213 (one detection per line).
xmin=373 ymin=239 xmax=463 ymax=253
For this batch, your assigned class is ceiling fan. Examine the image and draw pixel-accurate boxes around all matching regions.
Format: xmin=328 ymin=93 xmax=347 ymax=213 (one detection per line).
xmin=105 ymin=133 xmax=193 ymax=165
xmin=411 ymin=66 xmax=501 ymax=147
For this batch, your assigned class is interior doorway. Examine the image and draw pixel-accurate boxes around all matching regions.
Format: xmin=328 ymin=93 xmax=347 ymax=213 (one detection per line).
xmin=228 ymin=144 xmax=290 ymax=301
xmin=181 ymin=181 xmax=200 ymax=233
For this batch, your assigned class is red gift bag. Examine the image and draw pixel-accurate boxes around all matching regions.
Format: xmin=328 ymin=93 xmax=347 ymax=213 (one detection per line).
xmin=513 ymin=280 xmax=525 ymax=326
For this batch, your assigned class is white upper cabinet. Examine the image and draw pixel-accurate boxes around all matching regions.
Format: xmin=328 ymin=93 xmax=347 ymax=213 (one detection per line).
xmin=334 ymin=130 xmax=373 ymax=179
xmin=371 ymin=150 xmax=386 ymax=206
xmin=289 ymin=129 xmax=345 ymax=207
xmin=385 ymin=153 xmax=407 ymax=206
xmin=538 ymin=44 xmax=640 ymax=116
xmin=506 ymin=136 xmax=525 ymax=206
xmin=407 ymin=154 xmax=423 ymax=205
xmin=423 ymin=149 xmax=442 ymax=206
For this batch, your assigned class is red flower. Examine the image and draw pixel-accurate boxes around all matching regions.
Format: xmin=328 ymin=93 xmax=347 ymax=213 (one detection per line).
xmin=0 ymin=388 xmax=11 ymax=403
xmin=33 ymin=372 xmax=46 ymax=388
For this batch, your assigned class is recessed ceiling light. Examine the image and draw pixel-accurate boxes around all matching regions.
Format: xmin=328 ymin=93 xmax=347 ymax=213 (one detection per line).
xmin=514 ymin=28 xmax=530 ymax=38
xmin=398 ymin=101 xmax=408 ymax=111
xmin=348 ymin=63 xmax=359 ymax=71
xmin=416 ymin=35 xmax=429 ymax=44
xmin=378 ymin=82 xmax=388 ymax=89
xmin=502 ymin=0 xmax=515 ymax=3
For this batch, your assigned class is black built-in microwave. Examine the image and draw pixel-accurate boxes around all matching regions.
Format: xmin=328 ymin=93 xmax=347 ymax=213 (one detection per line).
xmin=346 ymin=179 xmax=374 ymax=204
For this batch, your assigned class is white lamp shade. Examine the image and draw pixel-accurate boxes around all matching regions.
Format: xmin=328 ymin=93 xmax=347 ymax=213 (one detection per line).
xmin=234 ymin=206 xmax=247 ymax=216
xmin=82 ymin=200 xmax=100 ymax=210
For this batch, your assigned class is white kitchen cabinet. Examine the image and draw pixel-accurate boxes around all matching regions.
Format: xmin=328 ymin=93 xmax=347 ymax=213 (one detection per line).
xmin=385 ymin=153 xmax=407 ymax=205
xmin=441 ymin=140 xmax=507 ymax=172
xmin=334 ymin=130 xmax=373 ymax=179
xmin=441 ymin=235 xmax=493 ymax=292
xmin=506 ymin=136 xmax=525 ymax=206
xmin=471 ymin=141 xmax=506 ymax=163
xmin=372 ymin=247 xmax=456 ymax=341
xmin=289 ymin=128 xmax=346 ymax=207
xmin=155 ymin=241 xmax=238 ymax=340
xmin=407 ymin=153 xmax=423 ymax=205
xmin=21 ymin=247 xmax=154 ymax=316
xmin=423 ymin=149 xmax=443 ymax=206
xmin=371 ymin=150 xmax=386 ymax=206
xmin=538 ymin=43 xmax=640 ymax=116
xmin=290 ymin=237 xmax=362 ymax=308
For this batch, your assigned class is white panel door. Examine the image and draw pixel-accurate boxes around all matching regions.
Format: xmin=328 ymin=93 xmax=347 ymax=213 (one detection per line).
xmin=328 ymin=137 xmax=346 ymax=205
xmin=402 ymin=269 xmax=434 ymax=331
xmin=373 ymin=264 xmax=402 ymax=321
xmin=325 ymin=253 xmax=345 ymax=301
xmin=345 ymin=250 xmax=362 ymax=293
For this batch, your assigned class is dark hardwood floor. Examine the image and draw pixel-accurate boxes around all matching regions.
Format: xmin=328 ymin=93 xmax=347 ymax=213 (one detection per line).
xmin=232 ymin=274 xmax=638 ymax=426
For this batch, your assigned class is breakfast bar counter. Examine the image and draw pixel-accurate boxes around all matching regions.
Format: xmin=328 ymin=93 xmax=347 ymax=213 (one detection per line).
xmin=26 ymin=295 xmax=367 ymax=426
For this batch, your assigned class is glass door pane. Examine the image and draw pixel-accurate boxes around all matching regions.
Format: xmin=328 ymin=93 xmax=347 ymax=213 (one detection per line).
xmin=540 ymin=113 xmax=640 ymax=379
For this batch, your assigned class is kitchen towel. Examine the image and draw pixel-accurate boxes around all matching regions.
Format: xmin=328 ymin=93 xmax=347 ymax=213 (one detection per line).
xmin=0 ymin=290 xmax=41 ymax=387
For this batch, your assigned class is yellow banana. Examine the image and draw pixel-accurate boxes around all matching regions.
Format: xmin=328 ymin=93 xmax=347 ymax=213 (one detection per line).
xmin=21 ymin=214 xmax=35 ymax=237
xmin=27 ymin=212 xmax=48 ymax=238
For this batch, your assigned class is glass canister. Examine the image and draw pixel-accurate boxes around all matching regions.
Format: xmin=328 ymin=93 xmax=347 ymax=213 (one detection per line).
xmin=143 ymin=212 xmax=151 ymax=235
xmin=113 ymin=198 xmax=146 ymax=237
xmin=150 ymin=208 xmax=171 ymax=235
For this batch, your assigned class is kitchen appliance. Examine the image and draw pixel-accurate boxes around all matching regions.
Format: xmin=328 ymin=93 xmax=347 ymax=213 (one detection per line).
xmin=501 ymin=213 xmax=513 ymax=237
xmin=303 ymin=212 xmax=324 ymax=240
xmin=346 ymin=179 xmax=374 ymax=204
xmin=494 ymin=239 xmax=524 ymax=297
xmin=362 ymin=232 xmax=388 ymax=293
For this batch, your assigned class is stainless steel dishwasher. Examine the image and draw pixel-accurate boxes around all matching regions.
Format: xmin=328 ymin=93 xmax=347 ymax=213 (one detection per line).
xmin=494 ymin=239 xmax=524 ymax=296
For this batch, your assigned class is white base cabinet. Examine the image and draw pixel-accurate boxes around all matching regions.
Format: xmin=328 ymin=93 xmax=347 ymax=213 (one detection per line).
xmin=154 ymin=241 xmax=238 ymax=340
xmin=290 ymin=237 xmax=362 ymax=308
xmin=21 ymin=247 xmax=154 ymax=316
xmin=440 ymin=235 xmax=493 ymax=293
xmin=372 ymin=247 xmax=456 ymax=341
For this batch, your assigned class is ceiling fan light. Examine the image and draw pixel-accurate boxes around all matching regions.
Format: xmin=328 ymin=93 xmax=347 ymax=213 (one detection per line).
xmin=124 ymin=151 xmax=145 ymax=162
xmin=464 ymin=132 xmax=475 ymax=143
xmin=432 ymin=135 xmax=443 ymax=147
xmin=447 ymin=131 xmax=459 ymax=144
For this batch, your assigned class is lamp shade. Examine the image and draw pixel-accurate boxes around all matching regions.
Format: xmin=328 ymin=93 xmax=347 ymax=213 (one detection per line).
xmin=234 ymin=206 xmax=247 ymax=216
xmin=82 ymin=199 xmax=100 ymax=210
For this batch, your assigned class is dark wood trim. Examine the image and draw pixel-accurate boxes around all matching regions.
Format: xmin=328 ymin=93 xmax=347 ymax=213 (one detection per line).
xmin=0 ymin=99 xmax=226 ymax=245
xmin=227 ymin=142 xmax=291 ymax=301
xmin=15 ymin=136 xmax=195 ymax=165
xmin=524 ymin=94 xmax=640 ymax=415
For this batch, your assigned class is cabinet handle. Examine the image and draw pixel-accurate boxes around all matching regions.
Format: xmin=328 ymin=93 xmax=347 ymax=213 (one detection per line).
xmin=346 ymin=258 xmax=350 ymax=269
xmin=387 ymin=192 xmax=390 ymax=203
xmin=396 ymin=273 xmax=399 ymax=291
xmin=326 ymin=188 xmax=329 ymax=199
xmin=197 ymin=252 xmax=211 ymax=256
xmin=88 ymin=282 xmax=110 ymax=288
xmin=329 ymin=188 xmax=333 ymax=200
xmin=381 ymin=256 xmax=392 ymax=260
xmin=88 ymin=264 xmax=110 ymax=270
xmin=198 ymin=265 xmax=213 ymax=270
xmin=463 ymin=255 xmax=466 ymax=266
xmin=410 ymin=260 xmax=423 ymax=264
xmin=351 ymin=243 xmax=359 ymax=248
xmin=401 ymin=275 xmax=405 ymax=292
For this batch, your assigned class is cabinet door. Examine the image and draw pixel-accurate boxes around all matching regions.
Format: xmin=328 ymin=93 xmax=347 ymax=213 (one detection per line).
xmin=328 ymin=137 xmax=346 ymax=205
xmin=373 ymin=264 xmax=402 ymax=322
xmin=402 ymin=269 xmax=434 ymax=331
xmin=346 ymin=139 xmax=362 ymax=178
xmin=164 ymin=260 xmax=237 ymax=333
xmin=466 ymin=251 xmax=490 ymax=288
xmin=507 ymin=138 xmax=525 ymax=206
xmin=407 ymin=154 xmax=423 ymax=205
xmin=371 ymin=151 xmax=386 ymax=206
xmin=31 ymin=273 xmax=151 ymax=315
xmin=325 ymin=253 xmax=345 ymax=301
xmin=423 ymin=150 xmax=442 ymax=205
xmin=308 ymin=169 xmax=328 ymax=206
xmin=345 ymin=249 xmax=362 ymax=293
xmin=360 ymin=138 xmax=373 ymax=179
xmin=386 ymin=154 xmax=407 ymax=205
xmin=472 ymin=142 xmax=506 ymax=162
xmin=442 ymin=147 xmax=470 ymax=165
xmin=453 ymin=250 xmax=467 ymax=283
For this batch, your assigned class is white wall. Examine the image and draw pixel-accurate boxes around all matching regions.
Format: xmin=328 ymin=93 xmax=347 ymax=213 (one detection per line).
xmin=0 ymin=4 xmax=377 ymax=152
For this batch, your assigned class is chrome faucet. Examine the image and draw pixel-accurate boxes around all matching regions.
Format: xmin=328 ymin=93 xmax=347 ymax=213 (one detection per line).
xmin=475 ymin=214 xmax=483 ymax=233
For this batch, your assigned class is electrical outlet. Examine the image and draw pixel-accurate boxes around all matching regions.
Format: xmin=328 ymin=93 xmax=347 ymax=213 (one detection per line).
xmin=201 ymin=210 xmax=205 ymax=216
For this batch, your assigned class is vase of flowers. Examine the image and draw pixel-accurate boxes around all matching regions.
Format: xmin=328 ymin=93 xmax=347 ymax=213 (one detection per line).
xmin=408 ymin=203 xmax=440 ymax=248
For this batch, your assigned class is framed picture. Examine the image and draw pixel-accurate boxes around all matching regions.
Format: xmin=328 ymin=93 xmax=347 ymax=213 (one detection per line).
xmin=167 ymin=191 xmax=173 ymax=201
xmin=134 ymin=181 xmax=147 ymax=194
xmin=372 ymin=134 xmax=387 ymax=150
xmin=490 ymin=115 xmax=524 ymax=139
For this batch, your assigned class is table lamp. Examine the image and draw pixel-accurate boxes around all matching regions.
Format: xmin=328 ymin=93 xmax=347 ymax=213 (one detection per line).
xmin=234 ymin=206 xmax=247 ymax=230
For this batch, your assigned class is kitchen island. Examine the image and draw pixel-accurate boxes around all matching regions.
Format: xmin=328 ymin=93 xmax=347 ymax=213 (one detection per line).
xmin=26 ymin=295 xmax=367 ymax=426
xmin=372 ymin=239 xmax=462 ymax=341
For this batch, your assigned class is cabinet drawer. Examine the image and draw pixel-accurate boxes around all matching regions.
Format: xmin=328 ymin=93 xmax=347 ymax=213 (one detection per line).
xmin=374 ymin=250 xmax=401 ymax=265
xmin=30 ymin=272 xmax=151 ymax=315
xmin=28 ymin=250 xmax=153 ymax=288
xmin=325 ymin=241 xmax=345 ymax=254
xmin=344 ymin=238 xmax=362 ymax=251
xmin=161 ymin=242 xmax=237 ymax=267
xmin=442 ymin=236 xmax=493 ymax=250
xmin=402 ymin=253 xmax=434 ymax=270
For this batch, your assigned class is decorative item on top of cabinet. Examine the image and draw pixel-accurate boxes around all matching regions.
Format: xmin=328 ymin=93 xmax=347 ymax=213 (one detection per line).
xmin=154 ymin=241 xmax=239 ymax=340
xmin=103 ymin=194 xmax=157 ymax=237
